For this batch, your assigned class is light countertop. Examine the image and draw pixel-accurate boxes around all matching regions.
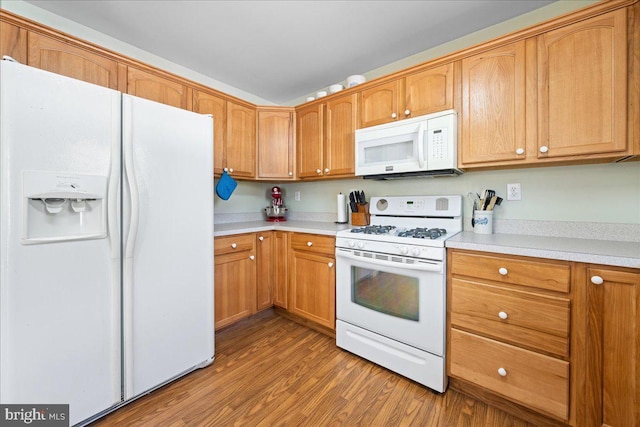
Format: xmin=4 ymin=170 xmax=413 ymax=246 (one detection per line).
xmin=214 ymin=221 xmax=640 ymax=269
xmin=214 ymin=220 xmax=351 ymax=237
xmin=446 ymin=232 xmax=640 ymax=268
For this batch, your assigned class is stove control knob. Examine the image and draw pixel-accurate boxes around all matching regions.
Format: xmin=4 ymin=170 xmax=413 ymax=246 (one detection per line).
xmin=412 ymin=248 xmax=421 ymax=256
xmin=348 ymin=240 xmax=356 ymax=248
xmin=357 ymin=241 xmax=365 ymax=249
xmin=400 ymin=246 xmax=409 ymax=255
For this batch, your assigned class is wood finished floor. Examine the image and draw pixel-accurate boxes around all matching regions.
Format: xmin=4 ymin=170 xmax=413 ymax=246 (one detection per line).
xmin=91 ymin=309 xmax=537 ymax=427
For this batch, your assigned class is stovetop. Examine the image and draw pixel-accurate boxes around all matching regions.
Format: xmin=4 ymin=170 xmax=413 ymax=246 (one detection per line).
xmin=335 ymin=195 xmax=463 ymax=257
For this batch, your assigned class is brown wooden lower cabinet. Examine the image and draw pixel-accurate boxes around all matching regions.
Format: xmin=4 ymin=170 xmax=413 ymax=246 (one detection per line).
xmin=273 ymin=231 xmax=289 ymax=309
xmin=448 ymin=248 xmax=640 ymax=427
xmin=213 ymin=234 xmax=256 ymax=330
xmin=256 ymin=231 xmax=274 ymax=311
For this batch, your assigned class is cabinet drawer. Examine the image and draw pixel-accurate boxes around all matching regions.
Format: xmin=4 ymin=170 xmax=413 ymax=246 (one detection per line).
xmin=450 ymin=251 xmax=570 ymax=293
xmin=290 ymin=233 xmax=335 ymax=255
xmin=451 ymin=278 xmax=570 ymax=357
xmin=214 ymin=234 xmax=255 ymax=255
xmin=450 ymin=329 xmax=569 ymax=421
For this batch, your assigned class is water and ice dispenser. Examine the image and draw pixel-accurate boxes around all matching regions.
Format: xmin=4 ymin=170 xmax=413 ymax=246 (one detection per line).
xmin=22 ymin=171 xmax=108 ymax=244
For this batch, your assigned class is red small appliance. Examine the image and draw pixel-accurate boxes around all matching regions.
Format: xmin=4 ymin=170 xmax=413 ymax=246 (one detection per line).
xmin=264 ymin=186 xmax=288 ymax=222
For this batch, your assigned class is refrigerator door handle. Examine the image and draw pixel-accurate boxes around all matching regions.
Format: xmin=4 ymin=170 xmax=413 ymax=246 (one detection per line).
xmin=122 ymin=96 xmax=139 ymax=398
xmin=107 ymin=97 xmax=121 ymax=260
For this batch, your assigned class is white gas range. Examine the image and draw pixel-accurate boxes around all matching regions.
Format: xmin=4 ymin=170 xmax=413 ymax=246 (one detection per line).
xmin=335 ymin=195 xmax=462 ymax=392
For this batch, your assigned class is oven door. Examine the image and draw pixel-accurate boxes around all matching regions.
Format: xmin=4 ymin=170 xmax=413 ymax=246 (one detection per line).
xmin=335 ymin=247 xmax=445 ymax=356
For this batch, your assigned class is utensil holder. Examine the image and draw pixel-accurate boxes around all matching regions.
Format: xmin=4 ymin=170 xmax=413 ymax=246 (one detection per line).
xmin=473 ymin=210 xmax=493 ymax=234
xmin=351 ymin=203 xmax=370 ymax=226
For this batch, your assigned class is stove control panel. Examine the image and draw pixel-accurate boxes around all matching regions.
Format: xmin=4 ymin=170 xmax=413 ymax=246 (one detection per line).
xmin=335 ymin=237 xmax=445 ymax=261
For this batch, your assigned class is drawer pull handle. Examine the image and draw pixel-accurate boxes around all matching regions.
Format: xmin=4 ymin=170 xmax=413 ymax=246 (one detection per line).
xmin=497 ymin=367 xmax=507 ymax=377
xmin=231 ymin=243 xmax=237 ymax=249
xmin=328 ymin=262 xmax=334 ymax=268
xmin=307 ymin=242 xmax=313 ymax=247
xmin=498 ymin=267 xmax=508 ymax=275
xmin=249 ymin=255 xmax=255 ymax=261
xmin=258 ymin=236 xmax=264 ymax=241
xmin=591 ymin=275 xmax=604 ymax=285
xmin=498 ymin=311 xmax=508 ymax=320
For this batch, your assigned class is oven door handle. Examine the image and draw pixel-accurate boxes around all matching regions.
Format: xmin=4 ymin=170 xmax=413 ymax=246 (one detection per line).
xmin=336 ymin=251 xmax=442 ymax=273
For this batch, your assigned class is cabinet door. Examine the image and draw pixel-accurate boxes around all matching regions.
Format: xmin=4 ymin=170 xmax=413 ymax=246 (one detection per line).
xmin=405 ymin=63 xmax=454 ymax=118
xmin=226 ymin=102 xmax=256 ymax=178
xmin=193 ymin=90 xmax=226 ymax=175
xmin=360 ymin=80 xmax=400 ymax=128
xmin=28 ymin=33 xmax=122 ymax=90
xmin=127 ymin=67 xmax=190 ymax=109
xmin=214 ymin=250 xmax=256 ymax=330
xmin=273 ymin=231 xmax=289 ymax=309
xmin=257 ymin=109 xmax=295 ymax=180
xmin=289 ymin=250 xmax=335 ymax=330
xmin=296 ymin=103 xmax=324 ymax=179
xmin=585 ymin=267 xmax=639 ymax=427
xmin=256 ymin=232 xmax=274 ymax=311
xmin=537 ymin=9 xmax=627 ymax=158
xmin=460 ymin=41 xmax=527 ymax=166
xmin=0 ymin=21 xmax=27 ymax=64
xmin=325 ymin=93 xmax=357 ymax=178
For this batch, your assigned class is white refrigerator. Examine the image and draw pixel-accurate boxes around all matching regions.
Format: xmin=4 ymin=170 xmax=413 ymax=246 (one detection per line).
xmin=0 ymin=60 xmax=214 ymax=425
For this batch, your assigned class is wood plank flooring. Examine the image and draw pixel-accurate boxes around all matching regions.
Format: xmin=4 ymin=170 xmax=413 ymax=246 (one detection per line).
xmin=91 ymin=310 xmax=537 ymax=426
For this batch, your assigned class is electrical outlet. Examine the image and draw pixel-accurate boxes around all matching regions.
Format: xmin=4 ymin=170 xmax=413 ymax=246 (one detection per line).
xmin=294 ymin=191 xmax=301 ymax=202
xmin=507 ymin=183 xmax=521 ymax=201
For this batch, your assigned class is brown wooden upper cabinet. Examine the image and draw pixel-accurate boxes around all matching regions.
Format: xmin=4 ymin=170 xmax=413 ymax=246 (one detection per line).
xmin=193 ymin=89 xmax=226 ymax=176
xmin=296 ymin=93 xmax=357 ymax=180
xmin=127 ymin=67 xmax=190 ymax=110
xmin=359 ymin=63 xmax=454 ymax=128
xmin=28 ymin=33 xmax=124 ymax=91
xmin=536 ymin=9 xmax=628 ymax=159
xmin=296 ymin=103 xmax=324 ymax=179
xmin=225 ymin=102 xmax=256 ymax=179
xmin=257 ymin=108 xmax=295 ymax=180
xmin=459 ymin=41 xmax=528 ymax=167
xmin=0 ymin=21 xmax=27 ymax=64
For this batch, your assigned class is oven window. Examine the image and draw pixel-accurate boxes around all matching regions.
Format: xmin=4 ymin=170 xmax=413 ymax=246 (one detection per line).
xmin=351 ymin=266 xmax=419 ymax=321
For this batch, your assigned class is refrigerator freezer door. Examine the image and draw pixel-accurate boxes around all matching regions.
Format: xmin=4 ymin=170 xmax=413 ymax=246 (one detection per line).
xmin=0 ymin=61 xmax=122 ymax=424
xmin=122 ymin=94 xmax=214 ymax=399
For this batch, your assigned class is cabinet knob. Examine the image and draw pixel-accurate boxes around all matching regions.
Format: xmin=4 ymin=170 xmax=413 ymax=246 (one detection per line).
xmin=316 ymin=168 xmax=322 ymax=174
xmin=288 ymin=171 xmax=293 ymax=176
xmin=328 ymin=262 xmax=334 ymax=268
xmin=249 ymin=255 xmax=255 ymax=260
xmin=391 ymin=112 xmax=397 ymax=119
xmin=404 ymin=109 xmax=410 ymax=116
xmin=515 ymin=148 xmax=524 ymax=155
xmin=497 ymin=367 xmax=508 ymax=377
xmin=258 ymin=236 xmax=264 ymax=241
xmin=223 ymin=167 xmax=228 ymax=172
xmin=229 ymin=168 xmax=234 ymax=173
xmin=498 ymin=267 xmax=508 ymax=276
xmin=591 ymin=275 xmax=604 ymax=285
xmin=307 ymin=241 xmax=313 ymax=247
xmin=324 ymin=168 xmax=330 ymax=173
xmin=231 ymin=243 xmax=237 ymax=249
xmin=539 ymin=146 xmax=549 ymax=154
xmin=498 ymin=311 xmax=508 ymax=320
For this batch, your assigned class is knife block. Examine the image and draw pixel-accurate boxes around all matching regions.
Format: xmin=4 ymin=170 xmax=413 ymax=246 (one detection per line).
xmin=351 ymin=203 xmax=370 ymax=226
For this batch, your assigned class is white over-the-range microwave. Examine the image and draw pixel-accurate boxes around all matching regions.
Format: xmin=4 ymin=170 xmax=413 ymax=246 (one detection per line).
xmin=355 ymin=109 xmax=462 ymax=179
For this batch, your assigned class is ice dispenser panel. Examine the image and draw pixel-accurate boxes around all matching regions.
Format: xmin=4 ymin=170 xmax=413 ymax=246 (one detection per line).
xmin=22 ymin=171 xmax=108 ymax=244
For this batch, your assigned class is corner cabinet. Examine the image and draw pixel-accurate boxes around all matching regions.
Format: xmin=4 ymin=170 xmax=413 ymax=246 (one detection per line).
xmin=288 ymin=233 xmax=336 ymax=330
xmin=257 ymin=108 xmax=295 ymax=180
xmin=0 ymin=21 xmax=27 ymax=64
xmin=359 ymin=63 xmax=454 ymax=128
xmin=536 ymin=9 xmax=628 ymax=159
xmin=214 ymin=234 xmax=257 ymax=330
xmin=584 ymin=266 xmax=639 ymax=427
xmin=296 ymin=103 xmax=324 ymax=179
xmin=273 ymin=231 xmax=289 ymax=309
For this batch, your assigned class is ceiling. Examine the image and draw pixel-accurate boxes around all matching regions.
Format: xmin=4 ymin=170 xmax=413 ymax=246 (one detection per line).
xmin=24 ymin=0 xmax=555 ymax=104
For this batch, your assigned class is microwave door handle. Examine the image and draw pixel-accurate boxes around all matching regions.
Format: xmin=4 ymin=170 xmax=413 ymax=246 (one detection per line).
xmin=417 ymin=123 xmax=426 ymax=169
xmin=336 ymin=250 xmax=442 ymax=273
